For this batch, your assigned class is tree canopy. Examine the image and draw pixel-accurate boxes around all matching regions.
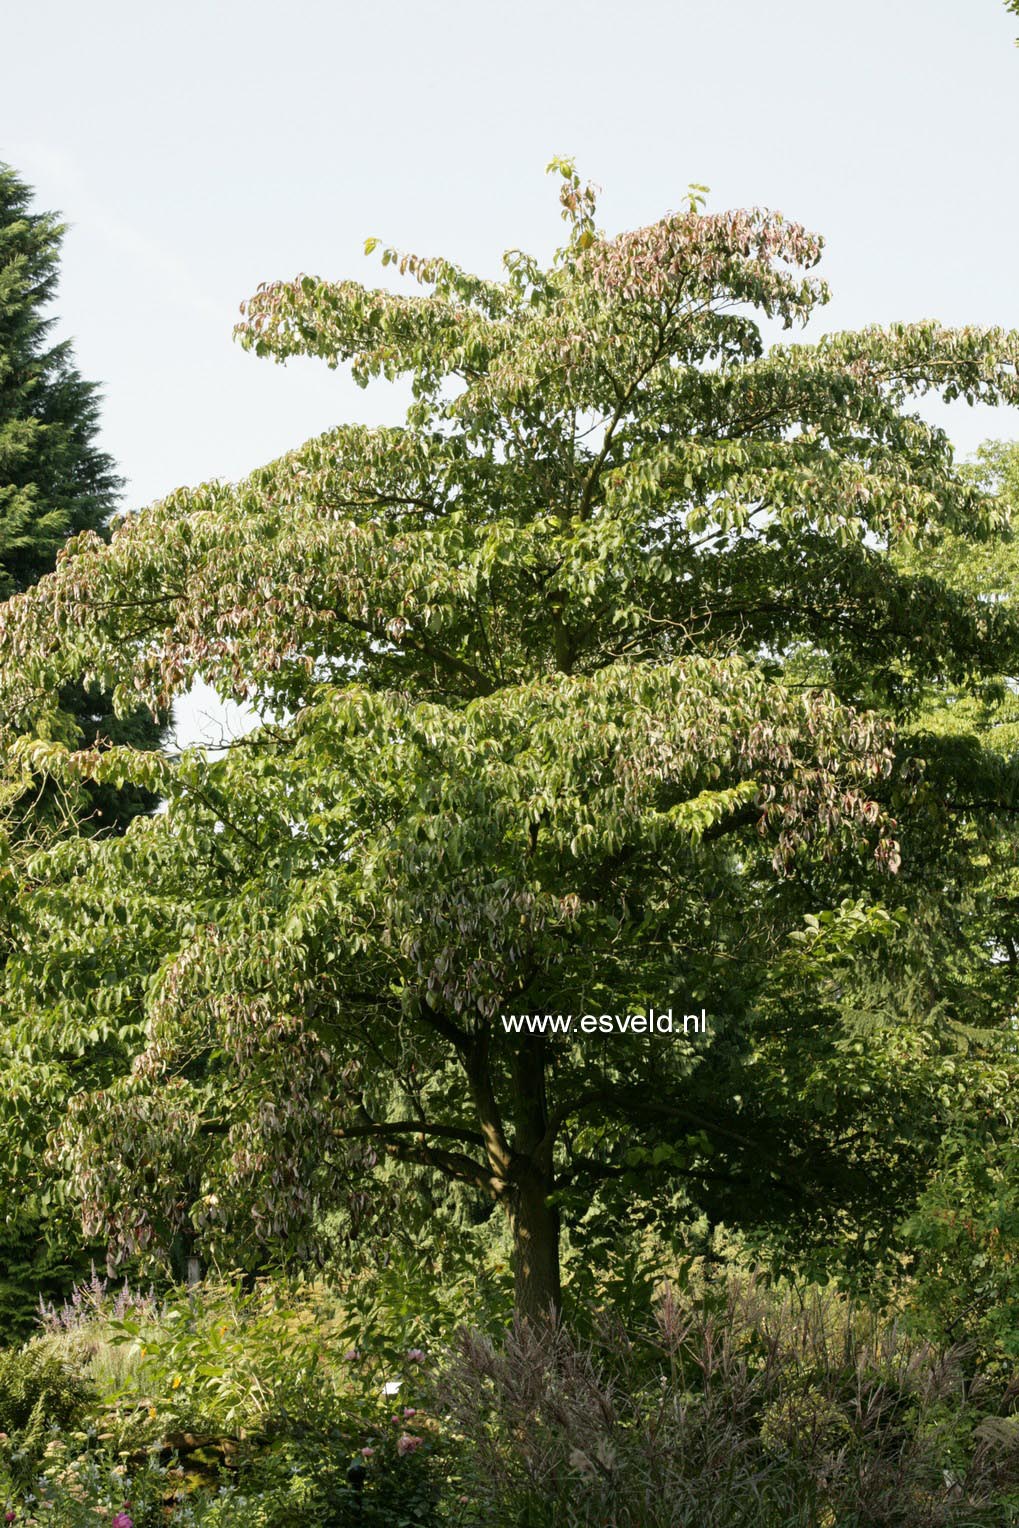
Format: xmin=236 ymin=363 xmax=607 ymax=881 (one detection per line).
xmin=0 ymin=163 xmax=163 ymax=1333
xmin=3 ymin=164 xmax=1019 ymax=1319
xmin=0 ymin=164 xmax=123 ymax=596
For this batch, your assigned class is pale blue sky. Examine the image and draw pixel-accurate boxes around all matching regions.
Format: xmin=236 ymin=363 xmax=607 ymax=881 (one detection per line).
xmin=3 ymin=0 xmax=1018 ymax=743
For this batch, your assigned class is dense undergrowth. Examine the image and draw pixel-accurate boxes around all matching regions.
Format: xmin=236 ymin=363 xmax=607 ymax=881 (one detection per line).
xmin=3 ymin=1268 xmax=1019 ymax=1527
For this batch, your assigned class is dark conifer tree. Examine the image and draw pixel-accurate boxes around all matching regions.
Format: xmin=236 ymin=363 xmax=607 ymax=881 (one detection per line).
xmin=0 ymin=165 xmax=122 ymax=594
xmin=0 ymin=164 xmax=162 ymax=1333
xmin=0 ymin=162 xmax=161 ymax=833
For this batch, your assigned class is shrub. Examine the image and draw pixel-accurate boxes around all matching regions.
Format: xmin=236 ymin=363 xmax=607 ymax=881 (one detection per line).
xmin=17 ymin=1275 xmax=450 ymax=1527
xmin=439 ymin=1276 xmax=1019 ymax=1527
xmin=0 ymin=1345 xmax=92 ymax=1435
xmin=904 ymin=1132 xmax=1019 ymax=1370
xmin=0 ymin=1343 xmax=94 ymax=1484
xmin=17 ymin=1268 xmax=1019 ymax=1526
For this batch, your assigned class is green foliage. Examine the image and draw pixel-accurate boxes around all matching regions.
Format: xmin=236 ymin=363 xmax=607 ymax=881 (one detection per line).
xmin=3 ymin=166 xmax=1019 ymax=1315
xmin=11 ymin=1278 xmax=452 ymax=1527
xmin=104 ymin=1284 xmax=346 ymax=1437
xmin=905 ymin=1131 xmax=1019 ymax=1366
xmin=0 ymin=1342 xmax=93 ymax=1485
xmin=0 ymin=166 xmax=120 ymax=596
xmin=0 ymin=1219 xmax=94 ymax=1344
xmin=324 ymin=1222 xmax=515 ymax=1361
xmin=0 ymin=163 xmax=165 ymax=834
xmin=0 ymin=164 xmax=170 ymax=1342
xmin=0 ymin=1440 xmax=446 ymax=1528
xmin=0 ymin=1343 xmax=92 ymax=1434
xmin=8 ymin=1272 xmax=1019 ymax=1524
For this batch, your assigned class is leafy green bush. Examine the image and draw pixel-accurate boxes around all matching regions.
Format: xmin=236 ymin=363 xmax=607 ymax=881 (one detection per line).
xmin=23 ymin=1277 xmax=452 ymax=1527
xmin=103 ymin=1281 xmax=343 ymax=1437
xmin=0 ymin=1215 xmax=94 ymax=1346
xmin=0 ymin=1343 xmax=94 ymax=1484
xmin=320 ymin=1189 xmax=514 ymax=1361
xmin=17 ymin=1268 xmax=1019 ymax=1525
xmin=1 ymin=1429 xmax=448 ymax=1528
xmin=904 ymin=1131 xmax=1019 ymax=1369
xmin=0 ymin=1344 xmax=92 ymax=1434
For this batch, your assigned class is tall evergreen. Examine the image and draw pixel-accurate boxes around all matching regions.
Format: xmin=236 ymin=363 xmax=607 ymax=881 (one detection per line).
xmin=0 ymin=165 xmax=161 ymax=1334
xmin=0 ymin=164 xmax=121 ymax=593
xmin=0 ymin=164 xmax=160 ymax=832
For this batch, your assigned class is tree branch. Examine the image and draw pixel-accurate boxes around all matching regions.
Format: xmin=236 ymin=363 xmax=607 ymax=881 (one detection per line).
xmin=332 ymin=1118 xmax=486 ymax=1147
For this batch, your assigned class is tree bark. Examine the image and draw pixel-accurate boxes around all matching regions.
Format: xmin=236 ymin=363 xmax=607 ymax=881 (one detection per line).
xmin=506 ymin=1161 xmax=561 ymax=1325
xmin=462 ymin=1018 xmax=564 ymax=1323
xmin=506 ymin=1032 xmax=561 ymax=1323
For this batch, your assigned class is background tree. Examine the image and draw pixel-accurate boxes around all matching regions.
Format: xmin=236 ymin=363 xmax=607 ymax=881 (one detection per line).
xmin=3 ymin=165 xmax=1019 ymax=1321
xmin=0 ymin=163 xmax=162 ymax=1335
xmin=0 ymin=162 xmax=164 ymax=826
xmin=0 ymin=164 xmax=120 ymax=592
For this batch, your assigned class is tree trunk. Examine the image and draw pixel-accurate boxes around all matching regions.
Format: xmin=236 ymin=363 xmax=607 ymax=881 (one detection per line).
xmin=466 ymin=1022 xmax=562 ymax=1324
xmin=507 ymin=1161 xmax=561 ymax=1324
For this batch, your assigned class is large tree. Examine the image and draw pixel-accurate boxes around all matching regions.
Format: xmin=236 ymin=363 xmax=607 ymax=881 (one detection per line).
xmin=0 ymin=163 xmax=122 ymax=593
xmin=3 ymin=165 xmax=1019 ymax=1320
xmin=0 ymin=162 xmax=162 ymax=827
xmin=0 ymin=164 xmax=161 ymax=1332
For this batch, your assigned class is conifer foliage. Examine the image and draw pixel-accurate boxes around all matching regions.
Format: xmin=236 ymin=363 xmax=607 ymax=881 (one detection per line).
xmin=0 ymin=165 xmax=160 ymax=1336
xmin=0 ymin=164 xmax=121 ymax=597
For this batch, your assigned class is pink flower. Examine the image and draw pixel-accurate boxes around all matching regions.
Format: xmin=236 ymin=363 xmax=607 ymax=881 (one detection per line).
xmin=391 ymin=1414 xmax=400 ymax=1424
xmin=360 ymin=1446 xmax=375 ymax=1458
xmin=5 ymin=1512 xmax=15 ymax=1524
xmin=342 ymin=1347 xmax=361 ymax=1362
xmin=111 ymin=1515 xmax=133 ymax=1528
xmin=403 ymin=1406 xmax=417 ymax=1418
xmin=397 ymin=1433 xmax=424 ymax=1456
xmin=405 ymin=1348 xmax=425 ymax=1363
